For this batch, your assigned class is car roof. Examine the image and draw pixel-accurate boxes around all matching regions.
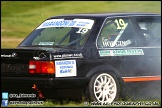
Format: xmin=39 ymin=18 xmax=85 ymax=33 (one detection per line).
xmin=48 ymin=12 xmax=160 ymax=19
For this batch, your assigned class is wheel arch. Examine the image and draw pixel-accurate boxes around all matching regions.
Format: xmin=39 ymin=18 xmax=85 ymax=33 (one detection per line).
xmin=85 ymin=64 xmax=124 ymax=84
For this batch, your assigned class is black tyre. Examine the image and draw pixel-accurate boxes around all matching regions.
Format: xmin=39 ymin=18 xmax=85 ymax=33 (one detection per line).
xmin=87 ymin=72 xmax=120 ymax=103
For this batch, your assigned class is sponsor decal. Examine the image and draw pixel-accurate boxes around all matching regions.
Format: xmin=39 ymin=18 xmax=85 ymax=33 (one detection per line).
xmin=36 ymin=19 xmax=94 ymax=29
xmin=53 ymin=53 xmax=83 ymax=59
xmin=101 ymin=37 xmax=133 ymax=48
xmin=1 ymin=52 xmax=17 ymax=58
xmin=39 ymin=42 xmax=54 ymax=45
xmin=55 ymin=60 xmax=77 ymax=77
xmin=99 ymin=49 xmax=144 ymax=56
xmin=102 ymin=37 xmax=126 ymax=47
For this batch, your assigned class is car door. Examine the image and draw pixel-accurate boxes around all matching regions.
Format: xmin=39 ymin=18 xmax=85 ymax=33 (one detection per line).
xmin=132 ymin=16 xmax=161 ymax=77
xmin=96 ymin=16 xmax=157 ymax=80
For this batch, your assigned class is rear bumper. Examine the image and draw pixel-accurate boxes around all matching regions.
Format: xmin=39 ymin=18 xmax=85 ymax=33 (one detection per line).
xmin=1 ymin=76 xmax=90 ymax=89
xmin=1 ymin=76 xmax=90 ymax=100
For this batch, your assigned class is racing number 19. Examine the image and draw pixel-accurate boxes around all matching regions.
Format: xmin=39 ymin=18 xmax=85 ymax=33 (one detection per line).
xmin=114 ymin=19 xmax=127 ymax=29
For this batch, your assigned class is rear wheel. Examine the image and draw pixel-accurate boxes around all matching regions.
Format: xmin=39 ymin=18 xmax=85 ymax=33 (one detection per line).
xmin=87 ymin=72 xmax=120 ymax=103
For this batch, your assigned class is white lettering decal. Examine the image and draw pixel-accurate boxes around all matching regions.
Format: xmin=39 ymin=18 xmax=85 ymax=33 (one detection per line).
xmin=53 ymin=53 xmax=83 ymax=59
xmin=99 ymin=49 xmax=144 ymax=57
xmin=39 ymin=42 xmax=54 ymax=45
xmin=36 ymin=19 xmax=94 ymax=29
xmin=102 ymin=37 xmax=126 ymax=47
xmin=76 ymin=28 xmax=88 ymax=34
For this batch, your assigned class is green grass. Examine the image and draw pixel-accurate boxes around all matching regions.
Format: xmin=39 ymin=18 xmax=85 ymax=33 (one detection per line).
xmin=1 ymin=41 xmax=21 ymax=48
xmin=1 ymin=1 xmax=161 ymax=39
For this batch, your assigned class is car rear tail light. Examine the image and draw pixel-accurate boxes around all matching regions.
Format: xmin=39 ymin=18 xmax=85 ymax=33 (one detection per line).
xmin=29 ymin=60 xmax=55 ymax=74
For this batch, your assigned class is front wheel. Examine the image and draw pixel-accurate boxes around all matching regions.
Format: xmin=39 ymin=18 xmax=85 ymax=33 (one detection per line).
xmin=87 ymin=72 xmax=120 ymax=103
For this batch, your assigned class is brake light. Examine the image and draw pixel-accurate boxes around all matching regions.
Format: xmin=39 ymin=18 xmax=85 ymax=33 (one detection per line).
xmin=29 ymin=60 xmax=55 ymax=74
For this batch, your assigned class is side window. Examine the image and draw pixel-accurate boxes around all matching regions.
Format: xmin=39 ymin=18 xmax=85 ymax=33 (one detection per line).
xmin=136 ymin=17 xmax=161 ymax=46
xmin=97 ymin=18 xmax=136 ymax=48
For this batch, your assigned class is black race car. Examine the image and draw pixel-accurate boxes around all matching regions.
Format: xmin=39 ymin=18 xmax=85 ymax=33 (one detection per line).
xmin=1 ymin=13 xmax=161 ymax=103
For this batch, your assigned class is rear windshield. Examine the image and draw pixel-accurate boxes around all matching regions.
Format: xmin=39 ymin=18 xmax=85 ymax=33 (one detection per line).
xmin=19 ymin=19 xmax=95 ymax=47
